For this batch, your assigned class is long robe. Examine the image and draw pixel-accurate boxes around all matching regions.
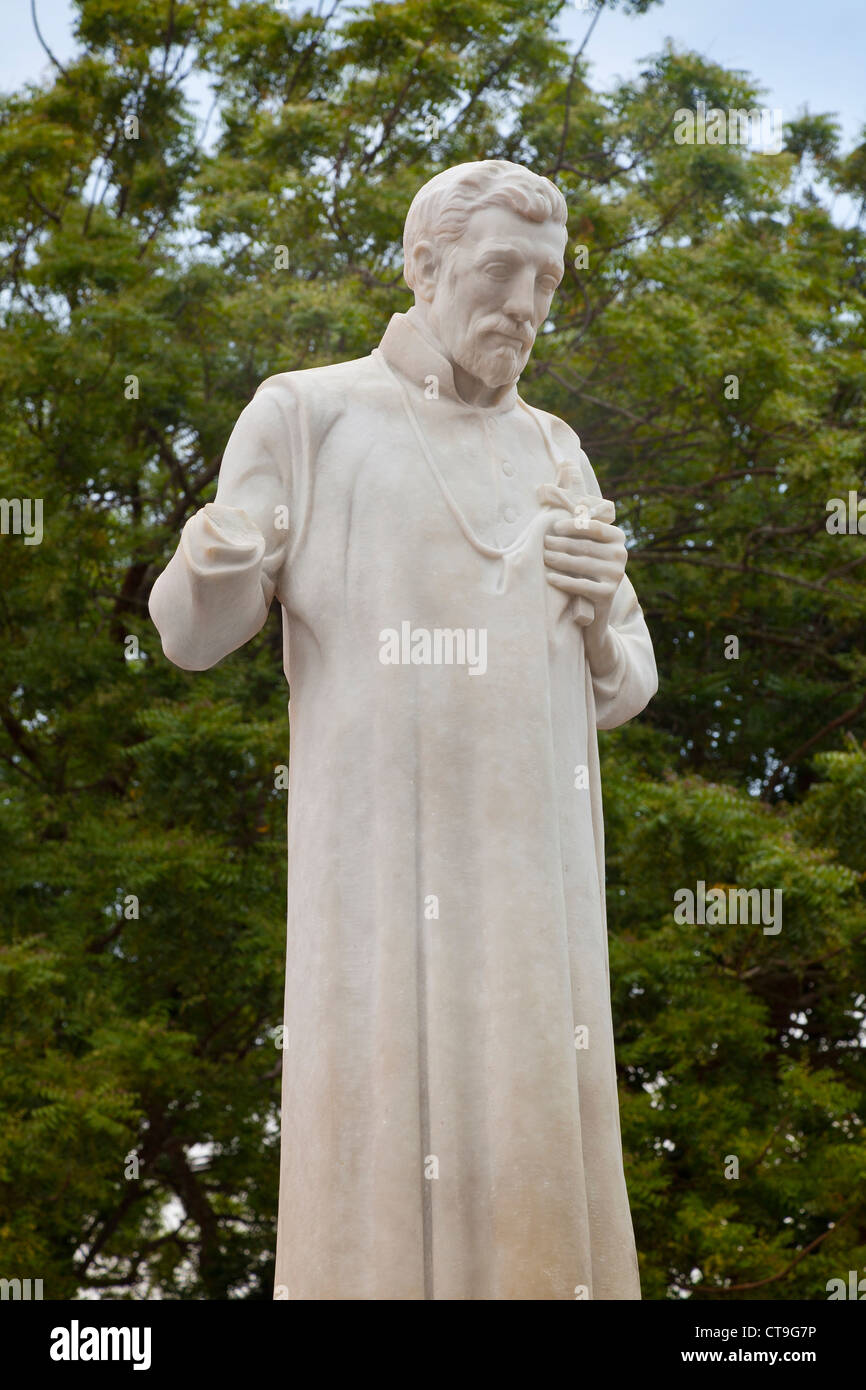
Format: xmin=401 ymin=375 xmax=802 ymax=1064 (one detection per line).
xmin=149 ymin=307 xmax=658 ymax=1300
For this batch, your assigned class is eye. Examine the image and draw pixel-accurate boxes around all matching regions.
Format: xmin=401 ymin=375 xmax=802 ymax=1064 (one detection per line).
xmin=482 ymin=262 xmax=511 ymax=279
xmin=537 ymin=275 xmax=559 ymax=294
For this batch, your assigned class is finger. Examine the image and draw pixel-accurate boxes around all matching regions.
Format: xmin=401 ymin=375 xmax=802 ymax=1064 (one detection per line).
xmin=572 ymin=596 xmax=595 ymax=625
xmin=550 ymin=517 xmax=625 ymax=543
xmin=546 ymin=573 xmax=613 ymax=600
xmin=549 ymin=516 xmax=607 ymax=539
xmin=543 ymin=551 xmax=620 ymax=580
xmin=544 ymin=535 xmax=625 ymax=558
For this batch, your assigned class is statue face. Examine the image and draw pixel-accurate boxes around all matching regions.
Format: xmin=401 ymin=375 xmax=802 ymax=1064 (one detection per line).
xmin=428 ymin=204 xmax=567 ymax=391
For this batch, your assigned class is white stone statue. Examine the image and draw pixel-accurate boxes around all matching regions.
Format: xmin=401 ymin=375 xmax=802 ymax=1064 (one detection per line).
xmin=149 ymin=159 xmax=658 ymax=1301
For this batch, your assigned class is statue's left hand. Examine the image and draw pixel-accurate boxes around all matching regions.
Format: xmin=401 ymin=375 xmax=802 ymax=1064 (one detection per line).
xmin=543 ymin=515 xmax=628 ymax=635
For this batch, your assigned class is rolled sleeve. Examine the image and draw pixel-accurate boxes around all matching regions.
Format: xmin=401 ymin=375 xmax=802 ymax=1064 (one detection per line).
xmin=149 ymin=384 xmax=292 ymax=670
xmin=591 ymin=573 xmax=658 ymax=730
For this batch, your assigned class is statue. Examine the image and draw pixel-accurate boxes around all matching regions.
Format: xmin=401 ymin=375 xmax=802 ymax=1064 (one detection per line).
xmin=149 ymin=160 xmax=658 ymax=1300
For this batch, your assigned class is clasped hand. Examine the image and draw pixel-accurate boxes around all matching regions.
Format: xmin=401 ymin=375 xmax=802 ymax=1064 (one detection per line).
xmin=543 ymin=515 xmax=628 ymax=634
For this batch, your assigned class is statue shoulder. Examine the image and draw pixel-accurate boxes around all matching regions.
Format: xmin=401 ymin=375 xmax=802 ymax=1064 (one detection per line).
xmin=258 ymin=353 xmax=377 ymax=398
xmin=522 ymin=401 xmax=602 ymax=496
xmin=239 ymin=353 xmax=384 ymax=440
xmin=522 ymin=401 xmax=584 ymax=455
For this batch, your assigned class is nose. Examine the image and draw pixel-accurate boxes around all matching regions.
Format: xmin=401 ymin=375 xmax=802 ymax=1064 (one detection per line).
xmin=501 ymin=269 xmax=536 ymax=332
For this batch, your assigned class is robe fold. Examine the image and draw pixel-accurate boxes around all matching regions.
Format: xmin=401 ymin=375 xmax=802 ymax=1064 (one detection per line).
xmin=149 ymin=307 xmax=658 ymax=1300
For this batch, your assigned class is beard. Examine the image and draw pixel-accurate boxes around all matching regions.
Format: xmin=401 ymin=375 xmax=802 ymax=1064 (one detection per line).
xmin=450 ymin=322 xmax=533 ymax=389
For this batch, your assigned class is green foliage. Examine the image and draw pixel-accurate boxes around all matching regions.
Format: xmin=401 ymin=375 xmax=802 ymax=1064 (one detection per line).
xmin=0 ymin=0 xmax=864 ymax=1298
xmin=603 ymin=740 xmax=866 ymax=1297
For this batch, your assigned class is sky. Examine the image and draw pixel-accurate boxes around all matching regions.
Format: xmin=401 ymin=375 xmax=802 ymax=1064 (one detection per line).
xmin=559 ymin=0 xmax=865 ymax=149
xmin=5 ymin=0 xmax=865 ymax=152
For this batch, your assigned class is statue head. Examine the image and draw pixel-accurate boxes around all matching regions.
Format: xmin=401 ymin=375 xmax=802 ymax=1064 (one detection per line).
xmin=402 ymin=159 xmax=568 ymax=400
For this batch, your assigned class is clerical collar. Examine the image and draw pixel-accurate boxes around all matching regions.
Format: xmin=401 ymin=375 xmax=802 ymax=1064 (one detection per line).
xmin=377 ymin=307 xmax=520 ymax=415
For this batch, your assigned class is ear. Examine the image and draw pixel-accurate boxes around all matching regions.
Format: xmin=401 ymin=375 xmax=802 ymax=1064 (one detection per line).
xmin=410 ymin=238 xmax=439 ymax=304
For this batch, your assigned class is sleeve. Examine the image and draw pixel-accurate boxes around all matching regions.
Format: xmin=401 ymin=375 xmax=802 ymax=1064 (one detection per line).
xmin=148 ymin=381 xmax=293 ymax=671
xmin=546 ymin=413 xmax=658 ymax=730
xmin=589 ymin=572 xmax=659 ymax=730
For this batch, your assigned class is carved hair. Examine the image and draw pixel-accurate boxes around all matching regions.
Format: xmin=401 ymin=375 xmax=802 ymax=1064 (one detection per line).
xmin=402 ymin=159 xmax=568 ymax=291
